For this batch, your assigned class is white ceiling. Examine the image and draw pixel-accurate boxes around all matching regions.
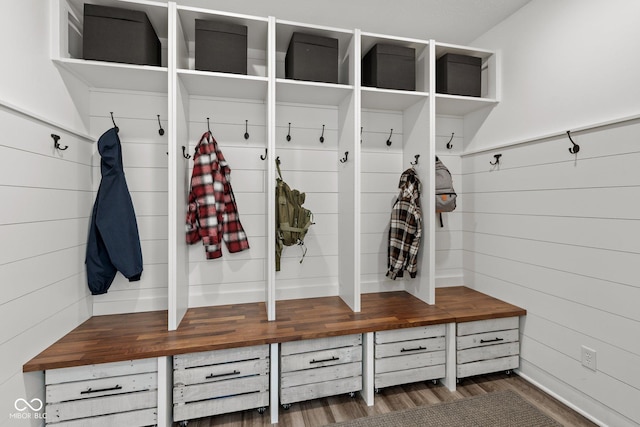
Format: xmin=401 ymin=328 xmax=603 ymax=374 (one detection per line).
xmin=178 ymin=0 xmax=532 ymax=45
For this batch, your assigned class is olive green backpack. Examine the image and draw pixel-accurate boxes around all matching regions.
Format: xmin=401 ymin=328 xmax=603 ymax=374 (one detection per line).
xmin=275 ymin=159 xmax=314 ymax=271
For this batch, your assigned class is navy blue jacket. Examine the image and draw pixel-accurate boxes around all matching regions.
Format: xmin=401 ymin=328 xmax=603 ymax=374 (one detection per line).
xmin=86 ymin=128 xmax=143 ymax=295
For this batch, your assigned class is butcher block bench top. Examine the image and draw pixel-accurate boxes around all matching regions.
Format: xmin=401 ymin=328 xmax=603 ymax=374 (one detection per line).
xmin=23 ymin=286 xmax=525 ymax=372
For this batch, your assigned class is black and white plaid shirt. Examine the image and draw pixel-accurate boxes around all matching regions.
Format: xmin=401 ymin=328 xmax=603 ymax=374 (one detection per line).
xmin=386 ymin=168 xmax=422 ymax=280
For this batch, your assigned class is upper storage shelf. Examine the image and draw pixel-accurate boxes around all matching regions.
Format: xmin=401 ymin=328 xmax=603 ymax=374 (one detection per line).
xmin=434 ymin=42 xmax=499 ymax=115
xmin=360 ymin=32 xmax=430 ymax=111
xmin=175 ymin=6 xmax=269 ymax=100
xmin=275 ymin=20 xmax=355 ymax=106
xmin=51 ymin=0 xmax=169 ymax=92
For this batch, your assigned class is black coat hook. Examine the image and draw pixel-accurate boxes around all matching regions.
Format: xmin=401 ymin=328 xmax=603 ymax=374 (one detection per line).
xmin=244 ymin=120 xmax=250 ymax=140
xmin=490 ymin=153 xmax=502 ymax=165
xmin=157 ymin=115 xmax=164 ymax=136
xmin=339 ymin=151 xmax=349 ymax=163
xmin=260 ymin=148 xmax=267 ymax=160
xmin=446 ymin=132 xmax=454 ymax=149
xmin=411 ymin=154 xmax=420 ymax=165
xmin=567 ymin=130 xmax=580 ymax=154
xmin=386 ymin=129 xmax=393 ymax=146
xmin=360 ymin=126 xmax=363 ymax=144
xmin=51 ymin=134 xmax=68 ymax=151
xmin=207 ymin=117 xmax=211 ymax=134
xmin=319 ymin=124 xmax=325 ymax=143
xmin=286 ymin=122 xmax=291 ymax=141
xmin=182 ymin=146 xmax=191 ymax=159
xmin=110 ymin=112 xmax=119 ymax=133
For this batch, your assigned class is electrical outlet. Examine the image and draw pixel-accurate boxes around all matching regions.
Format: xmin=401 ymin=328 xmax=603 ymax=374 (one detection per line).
xmin=581 ymin=345 xmax=597 ymax=371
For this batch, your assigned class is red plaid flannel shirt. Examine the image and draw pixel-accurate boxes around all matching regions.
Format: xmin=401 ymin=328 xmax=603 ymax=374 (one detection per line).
xmin=186 ymin=131 xmax=250 ymax=259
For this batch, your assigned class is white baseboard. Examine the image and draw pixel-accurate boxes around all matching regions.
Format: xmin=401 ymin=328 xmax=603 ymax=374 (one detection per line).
xmin=516 ymin=370 xmax=607 ymax=427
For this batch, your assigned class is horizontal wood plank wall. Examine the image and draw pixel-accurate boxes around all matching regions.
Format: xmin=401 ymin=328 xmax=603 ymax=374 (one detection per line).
xmin=186 ymin=96 xmax=269 ymax=306
xmin=274 ymin=102 xmax=340 ymax=300
xmin=0 ymin=107 xmax=92 ymax=421
xmin=461 ymin=120 xmax=640 ymax=427
xmin=360 ymin=108 xmax=404 ymax=293
xmin=435 ymin=115 xmax=464 ymax=287
xmin=89 ymin=90 xmax=169 ymax=315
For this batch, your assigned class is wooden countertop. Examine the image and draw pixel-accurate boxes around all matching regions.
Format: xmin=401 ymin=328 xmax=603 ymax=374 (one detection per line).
xmin=23 ymin=286 xmax=525 ymax=372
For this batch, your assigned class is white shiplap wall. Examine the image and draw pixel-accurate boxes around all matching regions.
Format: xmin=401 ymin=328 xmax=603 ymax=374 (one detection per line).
xmin=89 ymin=90 xmax=169 ymax=315
xmin=0 ymin=107 xmax=93 ymax=426
xmin=435 ymin=115 xmax=464 ymax=287
xmin=462 ymin=120 xmax=640 ymax=427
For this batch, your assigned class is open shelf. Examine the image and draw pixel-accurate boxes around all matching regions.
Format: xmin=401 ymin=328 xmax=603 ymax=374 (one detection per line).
xmin=276 ymin=79 xmax=354 ymax=105
xmin=54 ymin=58 xmax=168 ymax=92
xmin=178 ymin=69 xmax=268 ymax=100
xmin=361 ymin=87 xmax=429 ymax=111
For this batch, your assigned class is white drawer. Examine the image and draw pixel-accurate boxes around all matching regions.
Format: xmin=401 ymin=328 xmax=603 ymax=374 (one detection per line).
xmin=456 ymin=317 xmax=521 ymax=380
xmin=281 ymin=334 xmax=361 ymax=355
xmin=174 ymin=358 xmax=269 ymax=386
xmin=280 ymin=334 xmax=362 ymax=405
xmin=457 ymin=317 xmax=519 ymax=336
xmin=456 ymin=328 xmax=519 ymax=351
xmin=282 ymin=345 xmax=361 ymax=372
xmin=375 ymin=324 xmax=446 ymax=344
xmin=375 ymin=336 xmax=445 ymax=359
xmin=45 ymin=359 xmax=157 ymax=426
xmin=173 ymin=345 xmax=270 ymax=422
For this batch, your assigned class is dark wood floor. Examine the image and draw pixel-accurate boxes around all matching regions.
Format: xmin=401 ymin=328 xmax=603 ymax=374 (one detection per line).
xmin=178 ymin=373 xmax=597 ymax=427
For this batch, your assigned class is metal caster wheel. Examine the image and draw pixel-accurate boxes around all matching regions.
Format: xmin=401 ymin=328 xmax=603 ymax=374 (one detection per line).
xmin=374 ymin=388 xmax=380 ymax=394
xmin=456 ymin=378 xmax=461 ymax=384
xmin=348 ymin=391 xmax=356 ymax=398
xmin=178 ymin=421 xmax=189 ymax=427
xmin=282 ymin=403 xmax=291 ymax=410
xmin=505 ymin=370 xmax=512 ymax=375
xmin=257 ymin=407 xmax=266 ymax=414
xmin=432 ymin=379 xmax=438 ymax=385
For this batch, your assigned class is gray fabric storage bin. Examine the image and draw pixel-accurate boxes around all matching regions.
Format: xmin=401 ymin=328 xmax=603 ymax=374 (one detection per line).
xmin=195 ymin=20 xmax=247 ymax=74
xmin=83 ymin=4 xmax=160 ymax=66
xmin=362 ymin=43 xmax=416 ymax=91
xmin=285 ymin=32 xmax=339 ymax=84
xmin=436 ymin=53 xmax=482 ymax=97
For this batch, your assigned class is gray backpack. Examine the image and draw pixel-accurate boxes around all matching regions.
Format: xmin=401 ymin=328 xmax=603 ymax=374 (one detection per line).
xmin=435 ymin=156 xmax=456 ymax=227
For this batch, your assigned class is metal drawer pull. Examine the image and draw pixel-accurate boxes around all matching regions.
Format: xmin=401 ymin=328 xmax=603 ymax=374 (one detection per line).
xmin=310 ymin=356 xmax=339 ymax=364
xmin=80 ymin=385 xmax=122 ymax=395
xmin=480 ymin=337 xmax=504 ymax=343
xmin=401 ymin=346 xmax=427 ymax=352
xmin=206 ymin=370 xmax=240 ymax=379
